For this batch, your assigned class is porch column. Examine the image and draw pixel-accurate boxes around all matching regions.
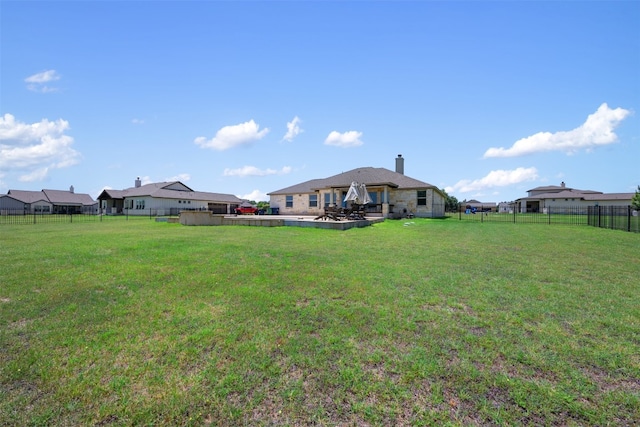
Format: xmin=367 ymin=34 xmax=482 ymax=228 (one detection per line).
xmin=382 ymin=186 xmax=390 ymax=217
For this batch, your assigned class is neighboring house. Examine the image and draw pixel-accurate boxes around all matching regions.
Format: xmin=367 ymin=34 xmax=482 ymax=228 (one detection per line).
xmin=97 ymin=178 xmax=243 ymax=216
xmin=516 ymin=182 xmax=634 ymax=213
xmin=463 ymin=199 xmax=497 ymax=212
xmin=268 ymin=155 xmax=446 ymax=218
xmin=498 ymin=202 xmax=516 ymax=213
xmin=0 ymin=186 xmax=98 ymax=214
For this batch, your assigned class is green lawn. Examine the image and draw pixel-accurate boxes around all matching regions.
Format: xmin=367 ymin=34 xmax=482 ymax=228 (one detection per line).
xmin=1 ymin=219 xmax=638 ymax=426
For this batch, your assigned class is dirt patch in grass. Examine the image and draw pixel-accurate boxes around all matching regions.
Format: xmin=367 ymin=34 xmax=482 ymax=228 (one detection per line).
xmin=581 ymin=364 xmax=640 ymax=393
xmin=8 ymin=318 xmax=32 ymax=330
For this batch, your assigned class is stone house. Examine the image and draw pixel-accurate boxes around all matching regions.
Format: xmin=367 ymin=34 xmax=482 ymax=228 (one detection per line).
xmin=268 ymin=155 xmax=445 ymax=218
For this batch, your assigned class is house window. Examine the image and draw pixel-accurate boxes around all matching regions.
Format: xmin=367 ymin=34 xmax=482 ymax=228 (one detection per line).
xmin=324 ymin=193 xmax=331 ymax=208
xmin=309 ymin=194 xmax=318 ymax=208
xmin=135 ymin=199 xmax=145 ymax=209
xmin=286 ymin=195 xmax=293 ymax=208
xmin=417 ymin=190 xmax=427 ymax=206
xmin=368 ymin=192 xmax=377 ymax=204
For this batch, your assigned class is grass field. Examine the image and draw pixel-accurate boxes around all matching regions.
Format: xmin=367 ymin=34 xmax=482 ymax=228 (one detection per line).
xmin=1 ymin=219 xmax=638 ymax=426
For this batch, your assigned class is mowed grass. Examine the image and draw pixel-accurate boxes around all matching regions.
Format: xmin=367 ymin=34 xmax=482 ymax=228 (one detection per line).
xmin=1 ymin=219 xmax=638 ymax=426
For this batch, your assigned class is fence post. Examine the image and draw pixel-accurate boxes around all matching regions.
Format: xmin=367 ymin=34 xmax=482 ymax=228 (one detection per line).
xmin=609 ymin=206 xmax=613 ymax=230
xmin=548 ymin=207 xmax=551 ymax=225
xmin=628 ymin=205 xmax=632 ymax=232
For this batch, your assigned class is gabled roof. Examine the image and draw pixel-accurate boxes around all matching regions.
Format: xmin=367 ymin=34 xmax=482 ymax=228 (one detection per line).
xmin=582 ymin=193 xmax=634 ymax=201
xmin=527 ymin=184 xmax=574 ymax=193
xmin=42 ymin=189 xmax=96 ymax=206
xmin=534 ymin=190 xmax=596 ymax=199
xmin=6 ymin=190 xmax=50 ymax=204
xmin=6 ymin=189 xmax=95 ymax=206
xmin=98 ymin=181 xmax=242 ymax=204
xmin=527 ymin=184 xmax=601 ymax=195
xmin=120 ymin=181 xmax=194 ymax=197
xmin=269 ymin=167 xmax=443 ymax=196
xmin=519 ymin=189 xmax=633 ymax=202
xmin=97 ymin=189 xmax=127 ymax=199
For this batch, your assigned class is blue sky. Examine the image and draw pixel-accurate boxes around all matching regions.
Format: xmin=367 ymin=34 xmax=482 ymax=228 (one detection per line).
xmin=1 ymin=1 xmax=638 ymax=203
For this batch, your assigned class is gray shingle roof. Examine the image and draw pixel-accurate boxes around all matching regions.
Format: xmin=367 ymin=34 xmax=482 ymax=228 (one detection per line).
xmin=6 ymin=190 xmax=50 ymax=204
xmin=269 ymin=167 xmax=442 ymax=195
xmin=7 ymin=189 xmax=96 ymax=206
xmin=98 ymin=182 xmax=242 ymax=203
xmin=43 ymin=189 xmax=96 ymax=206
xmin=519 ymin=190 xmax=633 ymax=202
xmin=582 ymin=193 xmax=634 ymax=201
xmin=527 ymin=184 xmax=573 ymax=192
xmin=98 ymin=189 xmax=127 ymax=199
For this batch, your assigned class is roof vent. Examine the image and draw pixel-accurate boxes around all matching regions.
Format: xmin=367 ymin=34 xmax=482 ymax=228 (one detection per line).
xmin=395 ymin=154 xmax=404 ymax=175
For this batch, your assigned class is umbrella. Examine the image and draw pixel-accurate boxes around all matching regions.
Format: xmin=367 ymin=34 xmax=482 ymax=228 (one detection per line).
xmin=358 ymin=182 xmax=373 ymax=205
xmin=344 ymin=182 xmax=372 ymax=205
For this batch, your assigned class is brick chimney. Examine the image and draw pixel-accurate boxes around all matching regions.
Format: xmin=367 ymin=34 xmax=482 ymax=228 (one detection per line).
xmin=395 ymin=154 xmax=404 ymax=174
xmin=69 ymin=185 xmax=74 ymax=193
xmin=135 ymin=177 xmax=142 ymax=188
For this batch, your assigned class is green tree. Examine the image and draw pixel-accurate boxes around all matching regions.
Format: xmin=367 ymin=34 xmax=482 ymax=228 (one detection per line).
xmin=632 ymin=185 xmax=640 ymax=209
xmin=441 ymin=188 xmax=459 ymax=212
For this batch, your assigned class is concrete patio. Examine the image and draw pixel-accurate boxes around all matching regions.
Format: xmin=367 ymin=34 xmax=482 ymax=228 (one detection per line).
xmin=177 ymin=211 xmax=384 ymax=230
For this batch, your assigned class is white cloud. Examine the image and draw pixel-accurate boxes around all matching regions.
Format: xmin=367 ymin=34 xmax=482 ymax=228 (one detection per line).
xmin=445 ymin=167 xmax=539 ymax=194
xmin=25 ymin=70 xmax=61 ymax=93
xmin=484 ymin=103 xmax=631 ymax=158
xmin=18 ymin=167 xmax=50 ymax=183
xmin=238 ymin=189 xmax=269 ymax=202
xmin=283 ymin=116 xmax=303 ymax=142
xmin=194 ymin=120 xmax=269 ymax=151
xmin=324 ymin=130 xmax=364 ymax=148
xmin=131 ymin=118 xmax=145 ymax=125
xmin=223 ymin=165 xmax=292 ymax=177
xmin=25 ymin=70 xmax=61 ymax=83
xmin=0 ymin=113 xmax=81 ymax=182
xmin=165 ymin=173 xmax=191 ymax=182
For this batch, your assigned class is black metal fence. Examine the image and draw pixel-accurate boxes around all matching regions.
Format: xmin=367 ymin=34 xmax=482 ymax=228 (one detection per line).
xmin=587 ymin=205 xmax=639 ymax=233
xmin=0 ymin=209 xmax=180 ymax=225
xmin=449 ymin=205 xmax=639 ymax=233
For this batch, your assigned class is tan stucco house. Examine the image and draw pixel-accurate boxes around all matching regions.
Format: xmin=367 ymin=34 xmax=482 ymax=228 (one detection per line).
xmin=268 ymin=155 xmax=446 ymax=218
xmin=516 ymin=182 xmax=634 ymax=213
xmin=0 ymin=186 xmax=98 ymax=214
xmin=97 ymin=178 xmax=243 ymax=216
